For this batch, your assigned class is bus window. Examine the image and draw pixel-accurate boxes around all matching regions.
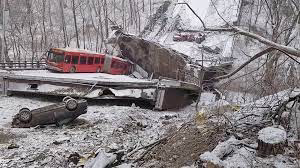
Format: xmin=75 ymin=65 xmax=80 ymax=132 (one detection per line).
xmin=101 ymin=58 xmax=105 ymax=64
xmin=65 ymin=55 xmax=71 ymax=64
xmin=80 ymin=56 xmax=87 ymax=64
xmin=95 ymin=57 xmax=100 ymax=64
xmin=72 ymin=56 xmax=79 ymax=64
xmin=48 ymin=52 xmax=64 ymax=63
xmin=88 ymin=57 xmax=94 ymax=65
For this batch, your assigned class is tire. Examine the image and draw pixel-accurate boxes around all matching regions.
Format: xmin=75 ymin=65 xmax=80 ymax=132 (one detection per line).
xmin=69 ymin=66 xmax=76 ymax=73
xmin=18 ymin=108 xmax=32 ymax=123
xmin=66 ymin=99 xmax=78 ymax=111
xmin=6 ymin=91 xmax=13 ymax=96
xmin=63 ymin=96 xmax=72 ymax=102
xmin=96 ymin=67 xmax=101 ymax=73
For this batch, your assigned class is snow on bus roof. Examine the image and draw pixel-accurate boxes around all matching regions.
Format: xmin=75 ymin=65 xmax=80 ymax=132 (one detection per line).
xmin=52 ymin=48 xmax=127 ymax=61
xmin=53 ymin=48 xmax=100 ymax=54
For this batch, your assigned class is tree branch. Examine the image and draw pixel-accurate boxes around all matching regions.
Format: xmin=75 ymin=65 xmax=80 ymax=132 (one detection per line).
xmin=176 ymin=3 xmax=206 ymax=29
xmin=215 ymin=47 xmax=275 ymax=80
xmin=178 ymin=2 xmax=300 ymax=58
xmin=205 ymin=27 xmax=300 ymax=57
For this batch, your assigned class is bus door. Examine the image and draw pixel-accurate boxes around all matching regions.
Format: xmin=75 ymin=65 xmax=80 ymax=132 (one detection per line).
xmin=78 ymin=54 xmax=88 ymax=72
xmin=70 ymin=55 xmax=79 ymax=72
xmin=87 ymin=56 xmax=95 ymax=72
xmin=64 ymin=54 xmax=72 ymax=72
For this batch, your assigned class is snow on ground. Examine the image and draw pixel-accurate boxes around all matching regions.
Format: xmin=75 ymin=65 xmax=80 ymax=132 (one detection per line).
xmin=0 ymin=95 xmax=195 ymax=167
xmin=204 ymin=0 xmax=240 ymax=27
xmin=174 ymin=0 xmax=210 ymax=30
xmin=149 ymin=0 xmax=239 ymax=65
xmin=162 ymin=31 xmax=235 ymax=64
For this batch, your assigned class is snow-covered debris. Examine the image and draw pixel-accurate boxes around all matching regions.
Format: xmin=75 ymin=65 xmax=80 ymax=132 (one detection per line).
xmin=223 ymin=147 xmax=255 ymax=168
xmin=200 ymin=136 xmax=241 ymax=167
xmin=0 ymin=94 xmax=195 ymax=167
xmin=84 ymin=149 xmax=117 ymax=168
xmin=200 ymin=152 xmax=224 ymax=167
xmin=258 ymin=126 xmax=287 ymax=144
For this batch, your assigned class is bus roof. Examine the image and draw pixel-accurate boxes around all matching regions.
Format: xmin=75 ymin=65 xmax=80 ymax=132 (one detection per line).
xmin=50 ymin=48 xmax=128 ymax=62
xmin=51 ymin=48 xmax=102 ymax=55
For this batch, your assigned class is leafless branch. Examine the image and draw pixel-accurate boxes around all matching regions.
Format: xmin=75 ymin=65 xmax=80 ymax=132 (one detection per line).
xmin=176 ymin=2 xmax=206 ymax=29
xmin=215 ymin=47 xmax=275 ymax=80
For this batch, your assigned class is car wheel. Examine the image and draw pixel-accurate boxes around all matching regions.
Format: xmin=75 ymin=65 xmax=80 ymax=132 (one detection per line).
xmin=18 ymin=108 xmax=32 ymax=123
xmin=66 ymin=99 xmax=78 ymax=111
xmin=70 ymin=66 xmax=76 ymax=73
xmin=63 ymin=96 xmax=72 ymax=102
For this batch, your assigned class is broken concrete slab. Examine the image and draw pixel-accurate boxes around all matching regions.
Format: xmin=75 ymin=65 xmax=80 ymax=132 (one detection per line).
xmin=109 ymin=32 xmax=233 ymax=90
xmin=114 ymin=33 xmax=204 ymax=86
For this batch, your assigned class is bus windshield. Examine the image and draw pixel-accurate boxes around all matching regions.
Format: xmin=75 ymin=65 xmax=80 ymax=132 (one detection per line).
xmin=48 ymin=52 xmax=64 ymax=63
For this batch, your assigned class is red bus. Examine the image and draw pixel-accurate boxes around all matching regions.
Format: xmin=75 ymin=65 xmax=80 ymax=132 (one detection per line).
xmin=46 ymin=48 xmax=132 ymax=75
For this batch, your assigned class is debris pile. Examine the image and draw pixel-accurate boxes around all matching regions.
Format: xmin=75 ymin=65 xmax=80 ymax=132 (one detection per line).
xmin=196 ymin=88 xmax=300 ymax=168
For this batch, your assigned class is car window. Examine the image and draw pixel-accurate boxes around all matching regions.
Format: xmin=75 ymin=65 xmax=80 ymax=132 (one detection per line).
xmin=88 ymin=57 xmax=94 ymax=65
xmin=72 ymin=56 xmax=79 ymax=64
xmin=80 ymin=56 xmax=87 ymax=64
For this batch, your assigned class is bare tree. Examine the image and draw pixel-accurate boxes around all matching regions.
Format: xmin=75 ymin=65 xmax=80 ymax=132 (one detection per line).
xmin=72 ymin=0 xmax=80 ymax=48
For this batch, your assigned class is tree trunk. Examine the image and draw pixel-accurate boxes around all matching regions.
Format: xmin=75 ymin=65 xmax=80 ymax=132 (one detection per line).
xmin=72 ymin=0 xmax=80 ymax=48
xmin=257 ymin=126 xmax=287 ymax=157
xmin=59 ymin=0 xmax=68 ymax=47
xmin=103 ymin=0 xmax=109 ymax=39
xmin=42 ymin=0 xmax=47 ymax=50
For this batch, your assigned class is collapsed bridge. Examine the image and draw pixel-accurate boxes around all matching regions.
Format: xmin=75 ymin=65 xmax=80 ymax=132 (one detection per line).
xmin=0 ymin=70 xmax=199 ymax=110
xmin=0 ymin=32 xmax=232 ymax=111
xmin=111 ymin=32 xmax=232 ymax=89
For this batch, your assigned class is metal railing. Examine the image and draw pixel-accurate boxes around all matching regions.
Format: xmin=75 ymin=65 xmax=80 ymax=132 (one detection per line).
xmin=0 ymin=61 xmax=46 ymax=70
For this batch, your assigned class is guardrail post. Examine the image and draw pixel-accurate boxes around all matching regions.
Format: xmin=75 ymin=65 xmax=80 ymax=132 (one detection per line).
xmin=8 ymin=61 xmax=13 ymax=68
xmin=37 ymin=61 xmax=40 ymax=68
xmin=24 ymin=61 xmax=27 ymax=68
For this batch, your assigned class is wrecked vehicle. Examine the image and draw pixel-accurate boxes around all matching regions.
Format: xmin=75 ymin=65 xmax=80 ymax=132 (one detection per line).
xmin=173 ymin=33 xmax=195 ymax=42
xmin=173 ymin=33 xmax=206 ymax=43
xmin=12 ymin=97 xmax=87 ymax=128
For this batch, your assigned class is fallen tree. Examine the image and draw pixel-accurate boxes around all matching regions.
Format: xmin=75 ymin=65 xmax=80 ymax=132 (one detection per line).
xmin=178 ymin=2 xmax=300 ymax=82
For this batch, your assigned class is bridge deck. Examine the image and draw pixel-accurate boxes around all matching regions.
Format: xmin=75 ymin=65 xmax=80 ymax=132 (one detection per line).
xmin=8 ymin=70 xmax=157 ymax=87
xmin=0 ymin=70 xmax=200 ymax=110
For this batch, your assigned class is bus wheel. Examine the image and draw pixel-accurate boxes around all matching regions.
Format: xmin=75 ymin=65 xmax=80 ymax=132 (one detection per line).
xmin=70 ymin=66 xmax=76 ymax=73
xmin=96 ymin=67 xmax=101 ymax=73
